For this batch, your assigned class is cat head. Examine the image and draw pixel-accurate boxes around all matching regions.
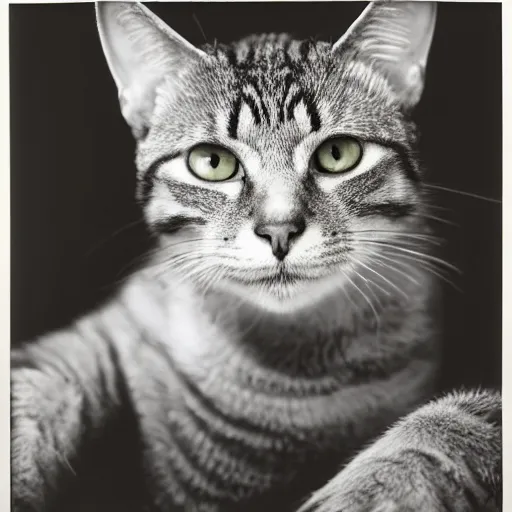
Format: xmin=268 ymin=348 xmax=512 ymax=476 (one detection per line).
xmin=96 ymin=2 xmax=437 ymax=312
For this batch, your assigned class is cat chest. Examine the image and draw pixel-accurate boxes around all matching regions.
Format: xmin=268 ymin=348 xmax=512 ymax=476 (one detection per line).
xmin=129 ymin=355 xmax=435 ymax=511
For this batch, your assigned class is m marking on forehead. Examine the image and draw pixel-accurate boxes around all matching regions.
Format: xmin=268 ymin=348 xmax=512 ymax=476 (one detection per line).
xmin=228 ymin=83 xmax=270 ymax=139
xmin=286 ymin=89 xmax=321 ymax=133
xmin=228 ymin=81 xmax=322 ymax=139
xmin=228 ymin=93 xmax=262 ymax=139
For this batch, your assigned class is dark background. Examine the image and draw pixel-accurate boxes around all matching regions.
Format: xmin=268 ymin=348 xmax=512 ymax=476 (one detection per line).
xmin=10 ymin=2 xmax=502 ymax=391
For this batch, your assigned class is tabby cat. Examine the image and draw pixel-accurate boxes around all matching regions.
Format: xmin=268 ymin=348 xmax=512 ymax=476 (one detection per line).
xmin=11 ymin=2 xmax=501 ymax=511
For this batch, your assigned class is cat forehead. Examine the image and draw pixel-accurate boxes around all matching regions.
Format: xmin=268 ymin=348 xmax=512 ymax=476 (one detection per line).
xmin=157 ymin=33 xmax=396 ymax=117
xmin=150 ymin=38 xmax=398 ymax=136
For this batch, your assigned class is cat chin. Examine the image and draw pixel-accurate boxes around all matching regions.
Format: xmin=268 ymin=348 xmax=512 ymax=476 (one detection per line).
xmin=217 ymin=274 xmax=347 ymax=314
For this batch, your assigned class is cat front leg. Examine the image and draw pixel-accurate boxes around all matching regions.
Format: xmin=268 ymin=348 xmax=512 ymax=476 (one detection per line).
xmin=11 ymin=324 xmax=124 ymax=511
xmin=297 ymin=389 xmax=501 ymax=512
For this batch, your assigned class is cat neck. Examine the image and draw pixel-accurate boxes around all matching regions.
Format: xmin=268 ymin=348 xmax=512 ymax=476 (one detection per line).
xmin=126 ymin=266 xmax=430 ymax=389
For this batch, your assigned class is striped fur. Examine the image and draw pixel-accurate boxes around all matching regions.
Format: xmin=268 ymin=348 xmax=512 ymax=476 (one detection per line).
xmin=11 ymin=3 xmax=501 ymax=511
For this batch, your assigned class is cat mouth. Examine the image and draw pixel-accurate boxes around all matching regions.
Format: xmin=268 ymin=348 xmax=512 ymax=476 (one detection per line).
xmin=231 ymin=264 xmax=326 ymax=287
xmin=221 ymin=262 xmax=346 ymax=310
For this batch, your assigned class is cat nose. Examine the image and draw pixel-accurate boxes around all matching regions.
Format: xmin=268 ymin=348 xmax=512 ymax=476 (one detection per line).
xmin=254 ymin=217 xmax=306 ymax=261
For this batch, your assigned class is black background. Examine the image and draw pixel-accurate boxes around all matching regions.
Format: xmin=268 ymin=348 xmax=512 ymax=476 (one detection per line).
xmin=10 ymin=2 xmax=502 ymax=391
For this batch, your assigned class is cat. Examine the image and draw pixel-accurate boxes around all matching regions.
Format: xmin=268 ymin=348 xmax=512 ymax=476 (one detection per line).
xmin=11 ymin=2 xmax=501 ymax=511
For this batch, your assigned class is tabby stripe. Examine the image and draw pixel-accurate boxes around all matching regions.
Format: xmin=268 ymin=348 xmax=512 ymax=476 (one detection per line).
xmin=145 ymin=338 xmax=283 ymax=444
xmin=246 ymin=78 xmax=271 ymax=124
xmin=223 ymin=47 xmax=238 ymax=67
xmin=286 ymin=89 xmax=321 ymax=132
xmin=256 ymin=337 xmax=432 ymax=384
xmin=170 ymin=415 xmax=272 ymax=495
xmin=228 ymin=96 xmax=242 ymax=139
xmin=282 ymin=38 xmax=292 ymax=59
xmin=286 ymin=91 xmax=303 ymax=121
xmin=153 ymin=215 xmax=207 ymax=234
xmin=163 ymin=423 xmax=240 ymax=501
xmin=279 ymin=74 xmax=294 ymax=123
xmin=184 ymin=382 xmax=293 ymax=456
xmin=302 ymin=90 xmax=321 ymax=132
xmin=184 ymin=395 xmax=292 ymax=465
xmin=399 ymin=148 xmax=421 ymax=182
xmin=86 ymin=322 xmax=121 ymax=410
xmin=103 ymin=330 xmax=127 ymax=410
xmin=401 ymin=449 xmax=483 ymax=510
xmin=157 ymin=180 xmax=228 ymax=215
xmin=384 ymin=142 xmax=421 ymax=182
xmin=353 ymin=202 xmax=415 ymax=218
xmin=241 ymin=92 xmax=261 ymax=125
xmin=140 ymin=153 xmax=179 ymax=205
xmin=228 ymin=91 xmax=265 ymax=138
xmin=178 ymin=370 xmax=283 ymax=440
xmin=243 ymin=45 xmax=255 ymax=66
xmin=281 ymin=43 xmax=295 ymax=71
xmin=299 ymin=40 xmax=310 ymax=61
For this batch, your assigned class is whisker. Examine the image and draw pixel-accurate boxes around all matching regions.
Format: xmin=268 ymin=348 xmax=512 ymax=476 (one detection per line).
xmin=352 ymin=268 xmax=389 ymax=304
xmin=351 ymin=238 xmax=461 ymax=274
xmin=45 ymin=444 xmax=77 ymax=477
xmin=409 ymin=212 xmax=459 ymax=227
xmin=161 ymin=261 xmax=222 ymax=289
xmin=355 ymin=243 xmax=461 ymax=292
xmin=352 ymin=239 xmax=453 ymax=277
xmin=344 ymin=272 xmax=380 ymax=330
xmin=348 ymin=230 xmax=444 ymax=245
xmin=424 ymin=183 xmax=501 ymax=204
xmin=357 ymin=250 xmax=422 ymax=286
xmin=335 ymin=273 xmax=358 ymax=318
xmin=145 ymin=252 xmax=222 ymax=280
xmin=355 ymin=259 xmax=409 ymax=299
xmin=84 ymin=218 xmax=149 ymax=259
xmin=417 ymin=202 xmax=453 ymax=213
xmin=192 ymin=13 xmax=208 ymax=43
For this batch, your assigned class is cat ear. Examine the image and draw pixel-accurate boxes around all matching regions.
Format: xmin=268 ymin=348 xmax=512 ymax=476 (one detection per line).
xmin=333 ymin=1 xmax=437 ymax=108
xmin=96 ymin=2 xmax=208 ymax=138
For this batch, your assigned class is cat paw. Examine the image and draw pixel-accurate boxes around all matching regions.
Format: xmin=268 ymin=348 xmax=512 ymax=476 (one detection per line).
xmin=297 ymin=449 xmax=493 ymax=512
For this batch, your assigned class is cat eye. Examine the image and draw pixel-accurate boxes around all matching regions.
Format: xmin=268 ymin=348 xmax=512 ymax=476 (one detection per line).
xmin=314 ymin=137 xmax=362 ymax=174
xmin=187 ymin=144 xmax=239 ymax=182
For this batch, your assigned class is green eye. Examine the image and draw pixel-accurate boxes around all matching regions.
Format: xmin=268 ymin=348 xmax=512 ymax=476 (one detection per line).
xmin=187 ymin=144 xmax=239 ymax=182
xmin=315 ymin=137 xmax=362 ymax=174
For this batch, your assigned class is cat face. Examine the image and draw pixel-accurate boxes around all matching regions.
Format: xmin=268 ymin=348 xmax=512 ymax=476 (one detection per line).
xmin=97 ymin=2 xmax=437 ymax=311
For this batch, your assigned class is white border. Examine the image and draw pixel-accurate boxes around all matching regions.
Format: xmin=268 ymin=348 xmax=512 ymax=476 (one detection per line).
xmin=1 ymin=1 xmax=508 ymax=511
xmin=1 ymin=0 xmax=9 ymax=509
xmin=501 ymin=0 xmax=510 ymax=508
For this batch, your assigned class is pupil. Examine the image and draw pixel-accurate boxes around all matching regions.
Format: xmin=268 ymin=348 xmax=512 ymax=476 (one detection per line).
xmin=331 ymin=145 xmax=341 ymax=160
xmin=210 ymin=153 xmax=220 ymax=168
